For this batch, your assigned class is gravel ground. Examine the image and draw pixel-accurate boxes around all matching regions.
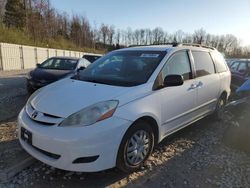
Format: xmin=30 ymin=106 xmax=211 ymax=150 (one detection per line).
xmin=0 ymin=121 xmax=30 ymax=170
xmin=0 ymin=117 xmax=249 ymax=188
xmin=0 ymin=69 xmax=30 ymax=122
xmin=0 ymin=70 xmax=250 ymax=188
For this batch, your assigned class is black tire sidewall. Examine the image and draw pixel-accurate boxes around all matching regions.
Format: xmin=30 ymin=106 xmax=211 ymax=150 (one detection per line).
xmin=116 ymin=120 xmax=154 ymax=173
xmin=215 ymin=95 xmax=227 ymax=120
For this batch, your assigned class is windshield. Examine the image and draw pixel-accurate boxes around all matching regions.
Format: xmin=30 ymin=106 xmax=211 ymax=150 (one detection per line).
xmin=74 ymin=50 xmax=166 ymax=87
xmin=83 ymin=55 xmax=101 ymax=63
xmin=39 ymin=58 xmax=78 ymax=70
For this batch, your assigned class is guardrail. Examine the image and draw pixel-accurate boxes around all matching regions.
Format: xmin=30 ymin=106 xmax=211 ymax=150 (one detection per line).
xmin=0 ymin=42 xmax=101 ymax=71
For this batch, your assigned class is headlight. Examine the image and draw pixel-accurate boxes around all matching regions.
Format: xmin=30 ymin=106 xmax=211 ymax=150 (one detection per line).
xmin=60 ymin=100 xmax=119 ymax=127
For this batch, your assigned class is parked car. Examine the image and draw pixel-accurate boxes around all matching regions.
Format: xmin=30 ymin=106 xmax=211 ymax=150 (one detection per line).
xmin=229 ymin=59 xmax=250 ymax=89
xmin=27 ymin=57 xmax=91 ymax=92
xmin=225 ymin=78 xmax=250 ymax=118
xmin=226 ymin=59 xmax=236 ymax=67
xmin=82 ymin=54 xmax=102 ymax=63
xmin=18 ymin=44 xmax=231 ymax=173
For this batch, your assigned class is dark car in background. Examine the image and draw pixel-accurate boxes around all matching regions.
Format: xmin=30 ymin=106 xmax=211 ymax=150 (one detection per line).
xmin=226 ymin=59 xmax=237 ymax=67
xmin=27 ymin=57 xmax=91 ymax=92
xmin=229 ymin=59 xmax=250 ymax=89
xmin=82 ymin=54 xmax=102 ymax=63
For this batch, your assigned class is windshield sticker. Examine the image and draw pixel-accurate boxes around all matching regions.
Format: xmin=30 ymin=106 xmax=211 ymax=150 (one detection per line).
xmin=140 ymin=54 xmax=160 ymax=58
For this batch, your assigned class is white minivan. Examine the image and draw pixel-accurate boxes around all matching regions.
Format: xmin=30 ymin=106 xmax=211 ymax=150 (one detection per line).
xmin=18 ymin=44 xmax=231 ymax=172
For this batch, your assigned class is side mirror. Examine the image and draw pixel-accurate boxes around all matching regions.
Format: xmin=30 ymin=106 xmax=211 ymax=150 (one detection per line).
xmin=36 ymin=63 xmax=41 ymax=68
xmin=77 ymin=66 xmax=85 ymax=72
xmin=164 ymin=75 xmax=184 ymax=87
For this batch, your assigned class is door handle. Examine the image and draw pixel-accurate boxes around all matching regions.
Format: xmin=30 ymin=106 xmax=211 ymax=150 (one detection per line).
xmin=188 ymin=84 xmax=197 ymax=90
xmin=197 ymin=81 xmax=203 ymax=88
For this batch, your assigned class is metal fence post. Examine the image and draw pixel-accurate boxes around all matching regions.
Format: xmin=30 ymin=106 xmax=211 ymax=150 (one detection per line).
xmin=0 ymin=43 xmax=3 ymax=70
xmin=20 ymin=46 xmax=24 ymax=69
xmin=34 ymin=47 xmax=38 ymax=64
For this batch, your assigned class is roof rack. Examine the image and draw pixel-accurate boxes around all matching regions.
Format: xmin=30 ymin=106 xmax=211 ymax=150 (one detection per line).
xmin=179 ymin=43 xmax=215 ymax=50
xmin=129 ymin=43 xmax=215 ymax=50
xmin=129 ymin=42 xmax=179 ymax=48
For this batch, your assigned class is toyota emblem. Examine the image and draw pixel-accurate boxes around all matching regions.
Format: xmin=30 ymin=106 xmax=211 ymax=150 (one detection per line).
xmin=31 ymin=110 xmax=38 ymax=119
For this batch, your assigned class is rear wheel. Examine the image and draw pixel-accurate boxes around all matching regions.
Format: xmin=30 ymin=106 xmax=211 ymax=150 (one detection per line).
xmin=116 ymin=120 xmax=154 ymax=173
xmin=214 ymin=94 xmax=227 ymax=120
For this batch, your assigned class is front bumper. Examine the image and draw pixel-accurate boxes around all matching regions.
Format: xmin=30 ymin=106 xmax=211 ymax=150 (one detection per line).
xmin=18 ymin=108 xmax=131 ymax=172
xmin=27 ymin=79 xmax=51 ymax=90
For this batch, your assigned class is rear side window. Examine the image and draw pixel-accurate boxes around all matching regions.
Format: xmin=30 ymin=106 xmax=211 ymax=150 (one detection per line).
xmin=211 ymin=52 xmax=228 ymax=73
xmin=192 ymin=51 xmax=215 ymax=77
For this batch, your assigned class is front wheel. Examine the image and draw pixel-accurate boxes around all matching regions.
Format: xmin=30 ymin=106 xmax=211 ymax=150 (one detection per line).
xmin=116 ymin=120 xmax=154 ymax=173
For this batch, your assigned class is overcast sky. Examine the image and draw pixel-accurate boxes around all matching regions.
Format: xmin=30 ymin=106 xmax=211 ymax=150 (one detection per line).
xmin=51 ymin=0 xmax=250 ymax=46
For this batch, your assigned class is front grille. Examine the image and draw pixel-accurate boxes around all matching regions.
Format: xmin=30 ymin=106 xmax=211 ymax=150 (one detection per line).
xmin=43 ymin=113 xmax=61 ymax=118
xmin=30 ymin=119 xmax=56 ymax=126
xmin=26 ymin=104 xmax=63 ymax=126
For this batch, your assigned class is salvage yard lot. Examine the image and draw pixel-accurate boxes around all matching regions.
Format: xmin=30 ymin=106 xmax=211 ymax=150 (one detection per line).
xmin=0 ymin=71 xmax=250 ymax=188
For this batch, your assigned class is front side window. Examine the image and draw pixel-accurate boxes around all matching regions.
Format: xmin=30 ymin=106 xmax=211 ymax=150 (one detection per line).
xmin=192 ymin=51 xmax=215 ymax=77
xmin=155 ymin=51 xmax=192 ymax=88
xmin=75 ymin=50 xmax=166 ymax=87
xmin=39 ymin=58 xmax=78 ymax=70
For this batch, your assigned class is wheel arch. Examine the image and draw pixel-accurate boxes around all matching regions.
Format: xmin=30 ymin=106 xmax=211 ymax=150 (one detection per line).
xmin=220 ymin=90 xmax=228 ymax=100
xmin=132 ymin=116 xmax=160 ymax=144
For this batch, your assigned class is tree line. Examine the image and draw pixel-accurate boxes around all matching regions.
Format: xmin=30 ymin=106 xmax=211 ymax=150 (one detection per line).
xmin=0 ymin=0 xmax=249 ymax=57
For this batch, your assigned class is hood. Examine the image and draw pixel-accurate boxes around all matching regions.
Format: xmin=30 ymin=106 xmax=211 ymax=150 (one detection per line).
xmin=31 ymin=78 xmax=133 ymax=118
xmin=31 ymin=68 xmax=74 ymax=81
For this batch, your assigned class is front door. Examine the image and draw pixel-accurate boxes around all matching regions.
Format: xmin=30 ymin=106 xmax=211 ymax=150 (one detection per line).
xmin=155 ymin=50 xmax=197 ymax=135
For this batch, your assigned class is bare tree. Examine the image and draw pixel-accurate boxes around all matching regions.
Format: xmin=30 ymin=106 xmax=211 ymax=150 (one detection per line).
xmin=193 ymin=28 xmax=206 ymax=44
xmin=173 ymin=30 xmax=184 ymax=43
xmin=0 ymin=0 xmax=6 ymax=23
xmin=115 ymin=29 xmax=121 ymax=45
xmin=152 ymin=27 xmax=164 ymax=44
xmin=107 ymin=25 xmax=115 ymax=46
xmin=100 ymin=24 xmax=109 ymax=47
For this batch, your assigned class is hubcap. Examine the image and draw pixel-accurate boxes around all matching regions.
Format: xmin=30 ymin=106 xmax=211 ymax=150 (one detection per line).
xmin=126 ymin=130 xmax=150 ymax=166
xmin=217 ymin=98 xmax=225 ymax=118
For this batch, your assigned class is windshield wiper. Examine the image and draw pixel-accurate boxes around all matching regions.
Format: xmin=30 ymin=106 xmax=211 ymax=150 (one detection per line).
xmin=84 ymin=79 xmax=109 ymax=85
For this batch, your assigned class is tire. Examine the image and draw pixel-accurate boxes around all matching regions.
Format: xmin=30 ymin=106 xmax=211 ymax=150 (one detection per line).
xmin=116 ymin=120 xmax=154 ymax=173
xmin=214 ymin=94 xmax=227 ymax=120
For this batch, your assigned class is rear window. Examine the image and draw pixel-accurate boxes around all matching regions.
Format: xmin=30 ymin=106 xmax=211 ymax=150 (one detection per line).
xmin=83 ymin=55 xmax=101 ymax=63
xmin=192 ymin=51 xmax=215 ymax=77
xmin=211 ymin=51 xmax=228 ymax=73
